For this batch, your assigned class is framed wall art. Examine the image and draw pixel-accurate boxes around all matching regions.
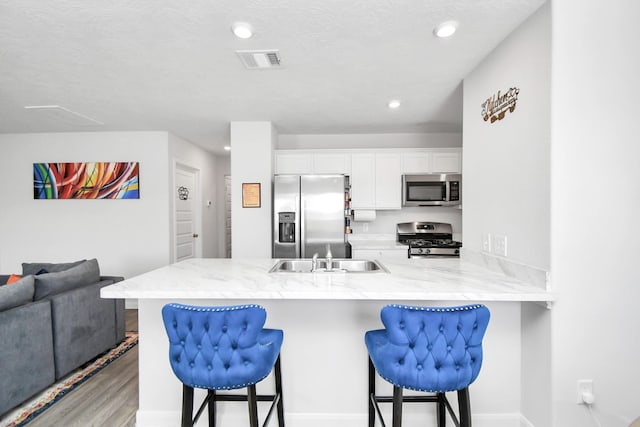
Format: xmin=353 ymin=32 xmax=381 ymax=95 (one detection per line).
xmin=242 ymin=182 xmax=261 ymax=208
xmin=33 ymin=162 xmax=140 ymax=199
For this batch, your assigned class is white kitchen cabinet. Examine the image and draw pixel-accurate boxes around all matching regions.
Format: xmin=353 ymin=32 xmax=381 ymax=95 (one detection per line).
xmin=350 ymin=153 xmax=376 ymax=209
xmin=401 ymin=151 xmax=430 ymax=174
xmin=432 ymin=150 xmax=461 ymax=173
xmin=352 ymin=248 xmax=408 ymax=260
xmin=275 ymin=152 xmax=312 ymax=174
xmin=313 ymin=152 xmax=351 ymax=174
xmin=374 ymin=153 xmax=402 ymax=209
xmin=401 ymin=149 xmax=462 ymax=174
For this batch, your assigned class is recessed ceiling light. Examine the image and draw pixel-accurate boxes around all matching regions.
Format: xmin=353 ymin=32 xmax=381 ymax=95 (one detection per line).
xmin=434 ymin=21 xmax=458 ymax=38
xmin=224 ymin=146 xmax=231 ymax=151
xmin=388 ymin=100 xmax=401 ymax=109
xmin=232 ymin=22 xmax=253 ymax=39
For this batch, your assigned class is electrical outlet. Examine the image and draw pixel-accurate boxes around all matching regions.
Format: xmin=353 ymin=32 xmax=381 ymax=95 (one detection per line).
xmin=482 ymin=234 xmax=491 ymax=252
xmin=577 ymin=379 xmax=594 ymax=404
xmin=492 ymin=234 xmax=508 ymax=257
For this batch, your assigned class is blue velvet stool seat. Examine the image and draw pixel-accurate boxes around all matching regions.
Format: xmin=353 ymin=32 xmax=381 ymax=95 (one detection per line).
xmin=365 ymin=304 xmax=490 ymax=427
xmin=162 ymin=303 xmax=285 ymax=427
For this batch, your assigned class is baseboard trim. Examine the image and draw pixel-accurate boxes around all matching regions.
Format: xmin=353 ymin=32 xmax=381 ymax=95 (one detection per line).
xmin=136 ymin=410 xmax=530 ymax=427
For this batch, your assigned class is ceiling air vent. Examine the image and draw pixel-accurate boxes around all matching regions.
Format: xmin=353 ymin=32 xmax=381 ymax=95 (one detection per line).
xmin=236 ymin=50 xmax=282 ymax=69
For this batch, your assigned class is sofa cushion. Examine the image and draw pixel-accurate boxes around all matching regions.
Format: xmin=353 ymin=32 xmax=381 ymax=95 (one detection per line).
xmin=34 ymin=259 xmax=100 ymax=301
xmin=22 ymin=259 xmax=86 ymax=276
xmin=0 ymin=275 xmax=35 ymax=311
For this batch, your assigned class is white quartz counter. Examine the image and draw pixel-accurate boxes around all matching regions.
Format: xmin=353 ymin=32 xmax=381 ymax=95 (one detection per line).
xmin=101 ymin=257 xmax=554 ymax=303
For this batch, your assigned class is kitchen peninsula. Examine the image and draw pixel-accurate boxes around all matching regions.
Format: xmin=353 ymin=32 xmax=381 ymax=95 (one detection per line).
xmin=101 ymin=257 xmax=554 ymax=427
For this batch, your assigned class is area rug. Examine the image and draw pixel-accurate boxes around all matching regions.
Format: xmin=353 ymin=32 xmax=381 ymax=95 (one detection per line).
xmin=0 ymin=332 xmax=138 ymax=427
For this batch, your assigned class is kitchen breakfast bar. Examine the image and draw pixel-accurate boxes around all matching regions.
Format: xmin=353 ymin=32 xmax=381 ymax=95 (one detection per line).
xmin=101 ymin=256 xmax=554 ymax=427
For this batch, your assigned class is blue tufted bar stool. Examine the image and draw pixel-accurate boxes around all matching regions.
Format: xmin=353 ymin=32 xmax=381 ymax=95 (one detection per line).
xmin=365 ymin=304 xmax=490 ymax=427
xmin=162 ymin=303 xmax=285 ymax=427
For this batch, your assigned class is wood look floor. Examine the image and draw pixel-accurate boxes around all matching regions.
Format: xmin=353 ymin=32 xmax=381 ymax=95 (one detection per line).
xmin=26 ymin=309 xmax=139 ymax=427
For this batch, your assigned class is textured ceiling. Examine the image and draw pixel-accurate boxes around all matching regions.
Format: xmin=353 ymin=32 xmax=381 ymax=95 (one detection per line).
xmin=0 ymin=0 xmax=545 ymax=154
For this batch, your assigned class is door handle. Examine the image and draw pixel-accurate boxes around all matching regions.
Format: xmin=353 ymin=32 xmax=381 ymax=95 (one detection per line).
xmin=193 ymin=233 xmax=199 ymax=238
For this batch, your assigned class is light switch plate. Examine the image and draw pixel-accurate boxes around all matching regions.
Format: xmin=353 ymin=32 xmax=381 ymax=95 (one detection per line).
xmin=482 ymin=234 xmax=491 ymax=252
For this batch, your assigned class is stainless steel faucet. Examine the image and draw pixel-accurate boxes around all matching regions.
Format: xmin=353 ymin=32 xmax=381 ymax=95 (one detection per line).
xmin=325 ymin=244 xmax=333 ymax=271
xmin=311 ymin=253 xmax=319 ymax=272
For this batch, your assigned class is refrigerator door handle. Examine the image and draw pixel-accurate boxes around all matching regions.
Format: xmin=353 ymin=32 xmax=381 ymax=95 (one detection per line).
xmin=299 ymin=195 xmax=305 ymax=258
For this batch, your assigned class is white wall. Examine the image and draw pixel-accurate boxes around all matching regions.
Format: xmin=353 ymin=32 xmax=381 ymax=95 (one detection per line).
xmin=168 ymin=133 xmax=220 ymax=258
xmin=215 ymin=156 xmax=231 ymax=257
xmin=550 ymin=1 xmax=640 ymax=426
xmin=462 ymin=4 xmax=551 ymax=426
xmin=278 ymin=132 xmax=461 ymax=150
xmin=463 ymin=3 xmax=550 ymax=270
xmin=0 ymin=131 xmax=171 ymax=278
xmin=230 ymin=122 xmax=275 ymax=257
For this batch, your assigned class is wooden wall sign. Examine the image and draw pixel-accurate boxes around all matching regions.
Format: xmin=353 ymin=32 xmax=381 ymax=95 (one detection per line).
xmin=481 ymin=87 xmax=520 ymax=123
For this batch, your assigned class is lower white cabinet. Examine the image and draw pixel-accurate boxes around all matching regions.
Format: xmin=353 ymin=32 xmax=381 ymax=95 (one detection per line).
xmin=352 ymin=248 xmax=408 ymax=260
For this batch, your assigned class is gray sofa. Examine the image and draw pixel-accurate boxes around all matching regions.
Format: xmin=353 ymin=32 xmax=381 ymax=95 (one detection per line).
xmin=0 ymin=259 xmax=125 ymax=416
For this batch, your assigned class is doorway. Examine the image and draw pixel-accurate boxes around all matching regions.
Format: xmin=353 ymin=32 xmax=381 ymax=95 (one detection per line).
xmin=173 ymin=162 xmax=201 ymax=262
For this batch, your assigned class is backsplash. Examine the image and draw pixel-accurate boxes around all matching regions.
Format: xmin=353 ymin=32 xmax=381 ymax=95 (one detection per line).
xmin=351 ymin=207 xmax=462 ymax=241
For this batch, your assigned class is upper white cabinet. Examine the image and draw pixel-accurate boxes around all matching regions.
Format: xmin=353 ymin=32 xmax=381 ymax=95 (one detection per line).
xmin=350 ymin=153 xmax=376 ymax=209
xmin=432 ymin=150 xmax=461 ymax=173
xmin=313 ymin=152 xmax=351 ymax=174
xmin=350 ymin=152 xmax=401 ymax=210
xmin=401 ymin=148 xmax=462 ymax=174
xmin=275 ymin=151 xmax=351 ymax=174
xmin=374 ymin=153 xmax=402 ymax=209
xmin=275 ymin=152 xmax=313 ymax=174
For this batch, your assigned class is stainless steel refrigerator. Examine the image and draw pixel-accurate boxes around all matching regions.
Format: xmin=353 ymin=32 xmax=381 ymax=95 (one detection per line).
xmin=273 ymin=174 xmax=350 ymax=258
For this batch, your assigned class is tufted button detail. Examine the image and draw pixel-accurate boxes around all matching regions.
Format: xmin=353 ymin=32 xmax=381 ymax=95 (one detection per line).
xmin=224 ymin=363 xmax=230 ymax=369
xmin=243 ymin=322 xmax=248 ymax=330
xmin=435 ymin=363 xmax=441 ymax=370
xmin=189 ymin=361 xmax=195 ymax=368
xmin=172 ymin=321 xmax=177 ymax=328
xmin=439 ymin=324 xmax=444 ymax=332
xmin=416 ymin=363 xmax=423 ymax=371
xmin=399 ymin=321 xmax=405 ymax=329
xmin=398 ymin=358 xmax=404 ymax=365
xmin=175 ymin=356 xmax=181 ymax=363
xmin=180 ymin=340 xmax=185 ymax=346
xmin=213 ymin=345 xmax=218 ymax=351
xmin=231 ymin=342 xmax=238 ymax=350
xmin=188 ymin=322 xmax=192 ymax=331
xmin=244 ymin=359 xmax=250 ymax=366
xmin=455 ymin=364 xmax=460 ymax=371
xmin=409 ymin=342 xmax=415 ymax=349
xmin=471 ymin=357 xmax=476 ymax=363
xmin=473 ymin=322 xmax=478 ymax=329
xmin=457 ymin=323 xmax=462 ymax=331
xmin=222 ymin=325 xmax=228 ymax=333
xmin=427 ymin=344 xmax=433 ymax=351
xmin=447 ymin=345 xmax=452 ymax=352
xmin=207 ymin=365 xmax=212 ymax=370
xmin=204 ymin=323 xmax=209 ymax=331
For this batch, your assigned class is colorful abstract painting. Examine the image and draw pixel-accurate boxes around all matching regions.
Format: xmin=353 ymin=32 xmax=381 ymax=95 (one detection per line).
xmin=33 ymin=162 xmax=140 ymax=199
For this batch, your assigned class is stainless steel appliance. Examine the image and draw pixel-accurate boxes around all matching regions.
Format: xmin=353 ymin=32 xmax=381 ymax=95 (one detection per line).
xmin=402 ymin=174 xmax=461 ymax=207
xmin=273 ymin=174 xmax=351 ymax=258
xmin=396 ymin=221 xmax=462 ymax=258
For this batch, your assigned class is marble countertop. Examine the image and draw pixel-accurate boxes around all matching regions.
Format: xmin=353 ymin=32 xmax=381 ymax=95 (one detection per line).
xmin=101 ymin=257 xmax=554 ymax=303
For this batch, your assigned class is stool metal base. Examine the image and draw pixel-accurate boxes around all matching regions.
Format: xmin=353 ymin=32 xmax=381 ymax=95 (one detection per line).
xmin=181 ymin=355 xmax=285 ymax=427
xmin=368 ymin=357 xmax=472 ymax=427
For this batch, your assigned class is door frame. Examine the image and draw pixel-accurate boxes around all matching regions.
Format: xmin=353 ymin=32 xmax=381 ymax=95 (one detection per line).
xmin=171 ymin=160 xmax=202 ymax=262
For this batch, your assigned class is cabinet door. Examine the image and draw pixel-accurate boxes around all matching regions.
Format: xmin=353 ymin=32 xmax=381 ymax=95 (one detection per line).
xmin=313 ymin=153 xmax=351 ymax=174
xmin=401 ymin=151 xmax=430 ymax=174
xmin=275 ymin=152 xmax=312 ymax=174
xmin=350 ymin=153 xmax=376 ymax=209
xmin=432 ymin=151 xmax=461 ymax=173
xmin=375 ymin=153 xmax=402 ymax=209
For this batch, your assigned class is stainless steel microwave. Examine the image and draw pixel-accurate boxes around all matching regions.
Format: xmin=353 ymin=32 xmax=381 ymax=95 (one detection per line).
xmin=402 ymin=174 xmax=461 ymax=207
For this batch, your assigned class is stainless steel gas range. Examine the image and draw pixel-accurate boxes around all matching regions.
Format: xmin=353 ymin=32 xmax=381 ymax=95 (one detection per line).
xmin=396 ymin=222 xmax=462 ymax=258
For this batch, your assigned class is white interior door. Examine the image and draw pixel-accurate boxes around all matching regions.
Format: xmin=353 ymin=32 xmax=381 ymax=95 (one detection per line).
xmin=174 ymin=164 xmax=199 ymax=262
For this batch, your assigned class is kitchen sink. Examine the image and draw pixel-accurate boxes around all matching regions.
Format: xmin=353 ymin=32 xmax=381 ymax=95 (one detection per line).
xmin=269 ymin=259 xmax=388 ymax=273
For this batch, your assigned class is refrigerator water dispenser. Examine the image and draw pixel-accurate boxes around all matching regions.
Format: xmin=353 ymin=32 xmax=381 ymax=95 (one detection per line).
xmin=278 ymin=212 xmax=296 ymax=243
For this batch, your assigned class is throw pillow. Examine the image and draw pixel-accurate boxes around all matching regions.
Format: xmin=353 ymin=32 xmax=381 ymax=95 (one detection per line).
xmin=0 ymin=275 xmax=35 ymax=311
xmin=33 ymin=259 xmax=100 ymax=301
xmin=6 ymin=274 xmax=22 ymax=284
xmin=22 ymin=259 xmax=86 ymax=276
